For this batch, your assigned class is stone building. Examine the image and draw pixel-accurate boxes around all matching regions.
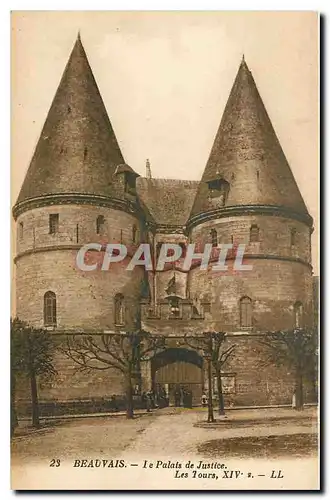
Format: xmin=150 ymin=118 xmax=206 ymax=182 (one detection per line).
xmin=13 ymin=35 xmax=315 ymax=410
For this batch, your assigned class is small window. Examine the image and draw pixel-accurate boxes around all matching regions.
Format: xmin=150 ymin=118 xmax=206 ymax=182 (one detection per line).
xmin=207 ymin=178 xmax=230 ymax=205
xmin=84 ymin=147 xmax=88 ymax=160
xmin=114 ymin=293 xmax=125 ymax=325
xmin=19 ymin=222 xmax=24 ymax=240
xmin=291 ymin=228 xmax=296 ymax=247
xmin=294 ymin=301 xmax=303 ymax=328
xmin=210 ymin=229 xmax=218 ymax=247
xmin=250 ymin=224 xmax=259 ymax=243
xmin=124 ymin=173 xmax=136 ymax=195
xmin=49 ymin=214 xmax=59 ymax=235
xmin=203 ymin=303 xmax=211 ymax=313
xmin=96 ymin=215 xmax=105 ymax=235
xmin=169 ymin=296 xmax=180 ymax=317
xmin=44 ymin=291 xmax=57 ymax=326
xmin=240 ymin=296 xmax=252 ymax=328
xmin=132 ymin=224 xmax=137 ymax=243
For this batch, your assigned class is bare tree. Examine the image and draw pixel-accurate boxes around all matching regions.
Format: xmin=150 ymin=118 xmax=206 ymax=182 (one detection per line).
xmin=258 ymin=328 xmax=318 ymax=410
xmin=184 ymin=332 xmax=236 ymax=419
xmin=63 ymin=331 xmax=165 ymax=419
xmin=11 ymin=318 xmax=57 ymax=430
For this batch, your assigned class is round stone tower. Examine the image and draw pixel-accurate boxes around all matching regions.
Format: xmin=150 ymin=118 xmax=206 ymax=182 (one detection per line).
xmin=13 ymin=34 xmax=145 ymax=334
xmin=187 ymin=57 xmax=314 ymax=333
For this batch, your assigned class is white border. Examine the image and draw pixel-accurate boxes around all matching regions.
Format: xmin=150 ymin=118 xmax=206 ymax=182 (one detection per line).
xmin=3 ymin=3 xmax=325 ymax=499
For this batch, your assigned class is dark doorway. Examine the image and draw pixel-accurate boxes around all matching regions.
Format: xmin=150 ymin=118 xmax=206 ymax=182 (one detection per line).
xmin=152 ymin=348 xmax=204 ymax=407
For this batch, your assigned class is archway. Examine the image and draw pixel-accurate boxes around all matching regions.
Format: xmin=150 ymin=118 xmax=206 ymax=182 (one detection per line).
xmin=151 ymin=348 xmax=204 ymax=407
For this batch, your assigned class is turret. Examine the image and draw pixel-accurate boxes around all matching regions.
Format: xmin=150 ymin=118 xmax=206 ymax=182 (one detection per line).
xmin=187 ymin=58 xmax=314 ymax=332
xmin=13 ymin=34 xmax=145 ymax=333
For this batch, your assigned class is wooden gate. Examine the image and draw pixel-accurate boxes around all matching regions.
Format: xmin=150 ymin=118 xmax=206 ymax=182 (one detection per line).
xmin=152 ymin=348 xmax=204 ymax=406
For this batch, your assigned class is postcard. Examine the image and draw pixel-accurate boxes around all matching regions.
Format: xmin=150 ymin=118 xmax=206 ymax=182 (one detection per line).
xmin=11 ymin=10 xmax=319 ymax=491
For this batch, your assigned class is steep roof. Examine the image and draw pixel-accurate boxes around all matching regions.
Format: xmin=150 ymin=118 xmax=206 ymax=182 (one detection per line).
xmin=137 ymin=178 xmax=199 ymax=226
xmin=15 ymin=34 xmax=133 ymax=205
xmin=190 ymin=58 xmax=310 ymax=219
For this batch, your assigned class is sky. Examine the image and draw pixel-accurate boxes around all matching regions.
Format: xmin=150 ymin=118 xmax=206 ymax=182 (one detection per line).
xmin=11 ymin=11 xmax=319 ymax=272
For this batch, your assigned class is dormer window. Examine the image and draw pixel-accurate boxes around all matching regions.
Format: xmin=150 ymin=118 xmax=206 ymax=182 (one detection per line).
xmin=124 ymin=173 xmax=137 ymax=196
xmin=207 ymin=178 xmax=230 ymax=205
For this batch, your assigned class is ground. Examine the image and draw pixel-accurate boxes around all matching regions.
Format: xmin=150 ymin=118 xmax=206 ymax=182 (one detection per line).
xmin=11 ymin=407 xmax=319 ymax=490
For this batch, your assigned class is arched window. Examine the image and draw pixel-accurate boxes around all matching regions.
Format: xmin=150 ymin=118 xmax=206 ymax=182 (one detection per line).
xmin=240 ymin=296 xmax=252 ymax=328
xmin=210 ymin=229 xmax=218 ymax=247
xmin=250 ymin=224 xmax=259 ymax=243
xmin=19 ymin=222 xmax=24 ymax=240
xmin=294 ymin=301 xmax=303 ymax=328
xmin=96 ymin=215 xmax=105 ymax=235
xmin=44 ymin=291 xmax=56 ymax=327
xmin=114 ymin=294 xmax=125 ymax=325
xmin=132 ymin=224 xmax=137 ymax=243
xmin=291 ymin=228 xmax=296 ymax=247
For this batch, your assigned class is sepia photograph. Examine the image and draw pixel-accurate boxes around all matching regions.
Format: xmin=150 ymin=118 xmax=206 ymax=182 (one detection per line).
xmin=10 ymin=10 xmax=319 ymax=491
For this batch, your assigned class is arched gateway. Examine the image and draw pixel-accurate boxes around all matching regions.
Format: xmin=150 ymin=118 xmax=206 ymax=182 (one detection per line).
xmin=151 ymin=348 xmax=204 ymax=406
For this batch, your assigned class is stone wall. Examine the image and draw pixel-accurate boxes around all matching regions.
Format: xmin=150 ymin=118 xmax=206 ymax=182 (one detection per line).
xmin=15 ymin=204 xmax=146 ymax=331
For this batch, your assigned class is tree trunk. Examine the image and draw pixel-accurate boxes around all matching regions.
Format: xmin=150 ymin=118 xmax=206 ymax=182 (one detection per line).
xmin=11 ymin=373 xmax=18 ymax=437
xmin=217 ymin=370 xmax=225 ymax=416
xmin=30 ymin=368 xmax=40 ymax=427
xmin=207 ymin=358 xmax=215 ymax=423
xmin=294 ymin=372 xmax=304 ymax=411
xmin=126 ymin=371 xmax=134 ymax=419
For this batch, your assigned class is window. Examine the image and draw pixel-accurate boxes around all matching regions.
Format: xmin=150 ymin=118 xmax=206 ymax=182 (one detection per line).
xmin=169 ymin=296 xmax=180 ymax=317
xmin=132 ymin=224 xmax=137 ymax=243
xmin=240 ymin=296 xmax=252 ymax=328
xmin=294 ymin=301 xmax=303 ymax=328
xmin=49 ymin=214 xmax=59 ymax=235
xmin=207 ymin=178 xmax=230 ymax=205
xmin=19 ymin=222 xmax=24 ymax=240
xmin=114 ymin=294 xmax=125 ymax=325
xmin=124 ymin=173 xmax=136 ymax=195
xmin=96 ymin=215 xmax=105 ymax=235
xmin=250 ymin=224 xmax=259 ymax=243
xmin=210 ymin=229 xmax=218 ymax=247
xmin=291 ymin=228 xmax=296 ymax=247
xmin=44 ymin=291 xmax=56 ymax=326
xmin=203 ymin=303 xmax=211 ymax=314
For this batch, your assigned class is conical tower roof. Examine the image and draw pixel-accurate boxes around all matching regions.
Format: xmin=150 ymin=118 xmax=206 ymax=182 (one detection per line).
xmin=190 ymin=57 xmax=311 ymax=223
xmin=15 ymin=34 xmax=135 ymax=207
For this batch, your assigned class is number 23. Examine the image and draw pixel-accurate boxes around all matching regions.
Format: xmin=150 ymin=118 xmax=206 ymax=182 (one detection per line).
xmin=49 ymin=459 xmax=61 ymax=467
